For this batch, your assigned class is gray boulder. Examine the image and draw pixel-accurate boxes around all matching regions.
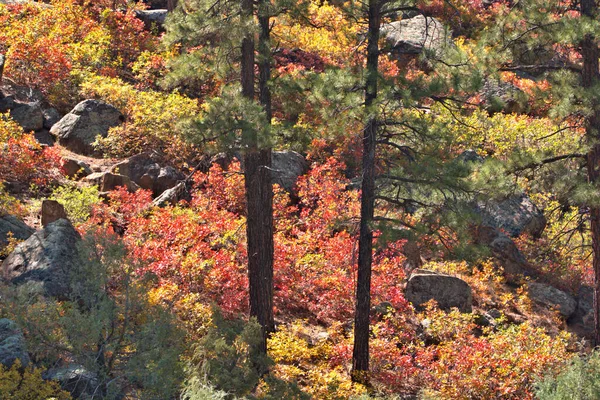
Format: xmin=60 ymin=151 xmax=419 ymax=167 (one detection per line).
xmin=43 ymin=364 xmax=100 ymax=399
xmin=478 ymin=194 xmax=546 ymax=238
xmin=0 ymin=214 xmax=34 ymax=252
xmin=272 ymin=151 xmax=308 ymax=194
xmin=34 ymin=129 xmax=55 ymax=146
xmin=84 ymin=172 xmax=139 ymax=193
xmin=528 ymin=282 xmax=577 ymax=318
xmin=2 ymin=219 xmax=81 ymax=299
xmin=0 ymin=96 xmax=44 ymax=132
xmin=153 ymin=182 xmax=187 ymax=207
xmin=475 ymin=225 xmax=531 ymax=278
xmin=568 ymin=285 xmax=594 ymax=334
xmin=135 ymin=9 xmax=168 ymax=29
xmin=405 ymin=269 xmax=472 ymax=313
xmin=481 ymin=79 xmax=526 ymax=114
xmin=42 ymin=107 xmax=62 ymax=130
xmin=381 ymin=15 xmax=449 ymax=56
xmin=62 ymin=157 xmax=92 ymax=179
xmin=110 ymin=152 xmax=184 ymax=196
xmin=0 ymin=319 xmax=30 ymax=368
xmin=50 ymin=100 xmax=124 ymax=156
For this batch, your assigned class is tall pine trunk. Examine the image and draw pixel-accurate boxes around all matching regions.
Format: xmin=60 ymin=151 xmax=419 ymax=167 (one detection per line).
xmin=352 ymin=0 xmax=380 ymax=384
xmin=581 ymin=0 xmax=600 ymax=346
xmin=241 ymin=0 xmax=274 ymax=356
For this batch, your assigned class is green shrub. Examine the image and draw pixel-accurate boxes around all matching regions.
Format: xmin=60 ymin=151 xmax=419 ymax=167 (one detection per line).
xmin=535 ymin=351 xmax=600 ymax=400
xmin=49 ymin=184 xmax=102 ymax=224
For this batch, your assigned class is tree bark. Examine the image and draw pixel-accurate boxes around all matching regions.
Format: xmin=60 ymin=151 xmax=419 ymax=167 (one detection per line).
xmin=167 ymin=0 xmax=178 ymax=12
xmin=352 ymin=0 xmax=380 ymax=384
xmin=241 ymin=0 xmax=274 ymax=356
xmin=581 ymin=0 xmax=600 ymax=347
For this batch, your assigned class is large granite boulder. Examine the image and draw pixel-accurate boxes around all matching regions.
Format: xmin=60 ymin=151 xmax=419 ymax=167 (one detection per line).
xmin=478 ymin=194 xmax=546 ymax=238
xmin=2 ymin=219 xmax=81 ymax=299
xmin=50 ymin=100 xmax=124 ymax=156
xmin=381 ymin=15 xmax=449 ymax=56
xmin=405 ymin=269 xmax=472 ymax=313
xmin=528 ymin=282 xmax=577 ymax=318
xmin=110 ymin=152 xmax=184 ymax=196
xmin=0 ymin=215 xmax=34 ymax=252
xmin=0 ymin=319 xmax=30 ymax=368
xmin=272 ymin=151 xmax=308 ymax=194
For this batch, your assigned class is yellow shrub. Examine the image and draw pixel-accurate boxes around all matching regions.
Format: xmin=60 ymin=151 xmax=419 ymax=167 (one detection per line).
xmin=0 ymin=360 xmax=71 ymax=400
xmin=79 ymin=74 xmax=200 ymax=165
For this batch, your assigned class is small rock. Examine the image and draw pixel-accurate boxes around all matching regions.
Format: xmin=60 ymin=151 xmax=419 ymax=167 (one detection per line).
xmin=50 ymin=99 xmax=124 ymax=156
xmin=405 ymin=269 xmax=472 ymax=313
xmin=41 ymin=200 xmax=67 ymax=227
xmin=0 ymin=319 xmax=30 ymax=368
xmin=528 ymin=282 xmax=577 ymax=318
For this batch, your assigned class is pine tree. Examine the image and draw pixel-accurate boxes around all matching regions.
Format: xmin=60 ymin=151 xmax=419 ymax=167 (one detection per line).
xmin=164 ymin=0 xmax=274 ymax=355
xmin=484 ymin=0 xmax=600 ymax=344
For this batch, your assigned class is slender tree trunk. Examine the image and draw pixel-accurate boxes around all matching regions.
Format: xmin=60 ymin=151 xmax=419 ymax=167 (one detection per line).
xmin=581 ymin=0 xmax=600 ymax=347
xmin=241 ymin=0 xmax=274 ymax=356
xmin=352 ymin=0 xmax=380 ymax=384
xmin=167 ymin=0 xmax=177 ymax=11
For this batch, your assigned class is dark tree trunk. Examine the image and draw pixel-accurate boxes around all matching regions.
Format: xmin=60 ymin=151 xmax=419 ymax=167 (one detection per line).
xmin=167 ymin=0 xmax=177 ymax=11
xmin=0 ymin=54 xmax=4 ymax=84
xmin=352 ymin=0 xmax=380 ymax=384
xmin=581 ymin=0 xmax=600 ymax=347
xmin=241 ymin=0 xmax=274 ymax=356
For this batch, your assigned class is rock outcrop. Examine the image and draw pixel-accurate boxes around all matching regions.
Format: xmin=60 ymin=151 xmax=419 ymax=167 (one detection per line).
xmin=50 ymin=100 xmax=124 ymax=156
xmin=405 ymin=269 xmax=472 ymax=313
xmin=2 ymin=219 xmax=81 ymax=299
